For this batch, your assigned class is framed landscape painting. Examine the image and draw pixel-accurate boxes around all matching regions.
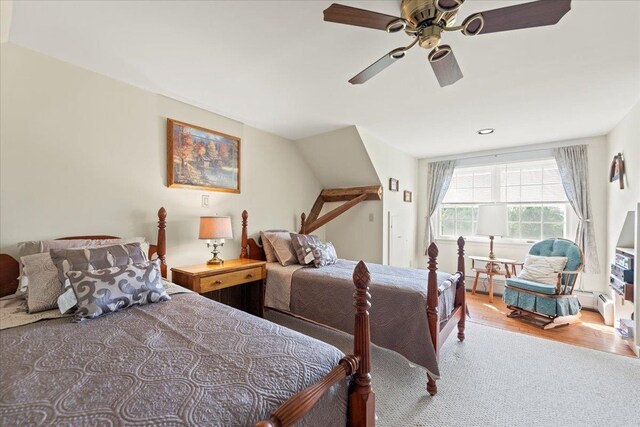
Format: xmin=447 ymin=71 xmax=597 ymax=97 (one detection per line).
xmin=167 ymin=119 xmax=241 ymax=193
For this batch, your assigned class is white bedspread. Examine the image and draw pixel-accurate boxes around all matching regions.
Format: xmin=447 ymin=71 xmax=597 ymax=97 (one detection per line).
xmin=264 ymin=262 xmax=303 ymax=311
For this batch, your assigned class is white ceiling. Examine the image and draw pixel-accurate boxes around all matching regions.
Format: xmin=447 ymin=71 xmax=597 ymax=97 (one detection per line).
xmin=8 ymin=0 xmax=640 ymax=158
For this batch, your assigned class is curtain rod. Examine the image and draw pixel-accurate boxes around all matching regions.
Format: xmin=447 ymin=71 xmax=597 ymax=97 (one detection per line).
xmin=423 ymin=136 xmax=600 ymax=163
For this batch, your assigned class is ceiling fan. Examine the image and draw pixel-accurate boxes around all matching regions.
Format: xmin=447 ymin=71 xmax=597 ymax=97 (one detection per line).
xmin=323 ymin=0 xmax=571 ymax=87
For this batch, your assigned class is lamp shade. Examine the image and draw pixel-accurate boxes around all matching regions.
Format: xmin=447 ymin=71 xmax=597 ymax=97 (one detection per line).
xmin=199 ymin=216 xmax=233 ymax=240
xmin=476 ymin=204 xmax=508 ymax=237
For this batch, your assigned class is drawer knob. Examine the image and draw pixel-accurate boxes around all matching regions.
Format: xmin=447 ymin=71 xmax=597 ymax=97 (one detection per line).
xmin=213 ymin=280 xmax=222 ymax=285
xmin=245 ymin=274 xmax=254 ymax=279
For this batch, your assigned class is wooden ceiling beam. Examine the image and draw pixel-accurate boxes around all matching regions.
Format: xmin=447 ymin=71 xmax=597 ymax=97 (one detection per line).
xmin=304 ymin=193 xmax=369 ymax=234
xmin=320 ymin=186 xmax=382 ymax=203
xmin=305 ymin=195 xmax=325 ymax=226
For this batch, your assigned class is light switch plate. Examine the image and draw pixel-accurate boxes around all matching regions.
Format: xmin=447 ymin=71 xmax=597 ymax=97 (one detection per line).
xmin=201 ymin=195 xmax=209 ymax=207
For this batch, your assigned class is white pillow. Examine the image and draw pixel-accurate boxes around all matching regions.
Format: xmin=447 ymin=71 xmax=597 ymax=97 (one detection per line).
xmin=517 ymin=255 xmax=568 ymax=286
xmin=262 ymin=231 xmax=298 ymax=266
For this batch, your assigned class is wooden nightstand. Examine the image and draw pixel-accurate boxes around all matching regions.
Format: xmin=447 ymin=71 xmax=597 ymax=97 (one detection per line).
xmin=171 ymin=259 xmax=267 ymax=317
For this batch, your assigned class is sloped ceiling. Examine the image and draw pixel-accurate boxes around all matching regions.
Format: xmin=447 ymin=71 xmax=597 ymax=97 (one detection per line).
xmin=296 ymin=126 xmax=380 ymax=188
xmin=7 ymin=1 xmax=639 ymax=158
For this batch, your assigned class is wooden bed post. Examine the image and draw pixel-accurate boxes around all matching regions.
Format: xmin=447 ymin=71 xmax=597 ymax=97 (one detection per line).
xmin=254 ymin=262 xmax=374 ymax=427
xmin=426 ymin=242 xmax=439 ymax=396
xmin=241 ymin=210 xmax=249 ymax=259
xmin=456 ymin=236 xmax=466 ymax=341
xmin=351 ymin=261 xmax=375 ymax=427
xmin=157 ymin=207 xmax=167 ymax=279
xmin=299 ymin=212 xmax=307 ymax=235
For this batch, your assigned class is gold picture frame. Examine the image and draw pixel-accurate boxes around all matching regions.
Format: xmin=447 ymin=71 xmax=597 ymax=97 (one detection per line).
xmin=167 ymin=119 xmax=241 ymax=193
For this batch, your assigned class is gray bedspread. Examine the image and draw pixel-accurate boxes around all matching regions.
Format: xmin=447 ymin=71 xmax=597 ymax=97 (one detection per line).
xmin=289 ymin=260 xmax=457 ymax=378
xmin=0 ymin=293 xmax=348 ymax=426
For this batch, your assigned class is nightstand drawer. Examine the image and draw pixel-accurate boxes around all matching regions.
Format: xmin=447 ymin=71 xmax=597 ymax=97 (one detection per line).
xmin=200 ymin=266 xmax=263 ymax=293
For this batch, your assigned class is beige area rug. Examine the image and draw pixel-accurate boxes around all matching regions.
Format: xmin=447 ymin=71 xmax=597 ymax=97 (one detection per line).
xmin=265 ymin=310 xmax=640 ymax=427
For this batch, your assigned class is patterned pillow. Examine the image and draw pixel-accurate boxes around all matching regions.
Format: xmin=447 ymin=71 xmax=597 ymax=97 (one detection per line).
xmin=21 ymin=253 xmax=64 ymax=314
xmin=309 ymin=242 xmax=338 ymax=268
xmin=16 ymin=237 xmax=149 ymax=296
xmin=66 ymin=259 xmax=170 ymax=321
xmin=262 ymin=231 xmax=298 ymax=266
xmin=51 ymin=243 xmax=147 ymax=313
xmin=290 ymin=233 xmax=321 ymax=266
xmin=518 ymin=255 xmax=568 ymax=286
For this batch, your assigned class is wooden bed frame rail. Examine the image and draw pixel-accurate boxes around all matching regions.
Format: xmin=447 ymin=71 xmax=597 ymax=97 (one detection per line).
xmin=255 ymin=261 xmax=374 ymax=427
xmin=0 ymin=208 xmax=168 ymax=297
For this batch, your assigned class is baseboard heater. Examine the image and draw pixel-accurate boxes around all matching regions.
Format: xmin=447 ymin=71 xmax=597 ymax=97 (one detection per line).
xmin=596 ymin=293 xmax=614 ymax=326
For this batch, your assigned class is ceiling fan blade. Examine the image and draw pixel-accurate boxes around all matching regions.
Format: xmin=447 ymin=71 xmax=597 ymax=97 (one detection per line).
xmin=429 ymin=45 xmax=463 ymax=87
xmin=474 ymin=0 xmax=571 ymax=35
xmin=324 ymin=3 xmax=403 ymax=31
xmin=349 ymin=48 xmax=406 ymax=84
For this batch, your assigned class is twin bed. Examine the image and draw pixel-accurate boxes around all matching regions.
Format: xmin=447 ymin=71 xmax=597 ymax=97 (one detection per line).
xmin=0 ymin=207 xmax=466 ymax=426
xmin=240 ymin=210 xmax=466 ymax=395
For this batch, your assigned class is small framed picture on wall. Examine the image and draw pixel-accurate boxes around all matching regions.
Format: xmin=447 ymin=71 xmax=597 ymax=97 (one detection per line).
xmin=389 ymin=178 xmax=399 ymax=192
xmin=403 ymin=190 xmax=412 ymax=203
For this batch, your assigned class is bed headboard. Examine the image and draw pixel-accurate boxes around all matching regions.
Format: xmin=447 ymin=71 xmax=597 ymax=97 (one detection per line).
xmin=0 ymin=207 xmax=168 ymax=298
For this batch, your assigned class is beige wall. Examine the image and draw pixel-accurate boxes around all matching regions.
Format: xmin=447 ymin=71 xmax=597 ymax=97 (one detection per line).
xmin=296 ymin=126 xmax=384 ymax=263
xmin=607 ymin=102 xmax=640 ymax=261
xmin=606 ymin=102 xmax=640 ymax=354
xmin=294 ymin=127 xmax=419 ymax=265
xmin=0 ymin=43 xmax=323 ymax=273
xmin=359 ymin=129 xmax=418 ymax=267
xmin=416 ymin=136 xmax=610 ymax=297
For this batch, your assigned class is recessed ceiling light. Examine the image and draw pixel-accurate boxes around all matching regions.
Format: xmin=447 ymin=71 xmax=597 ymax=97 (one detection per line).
xmin=477 ymin=128 xmax=495 ymax=135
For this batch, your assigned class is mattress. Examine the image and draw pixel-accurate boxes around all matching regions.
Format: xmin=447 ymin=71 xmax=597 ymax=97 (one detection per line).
xmin=0 ymin=289 xmax=348 ymax=426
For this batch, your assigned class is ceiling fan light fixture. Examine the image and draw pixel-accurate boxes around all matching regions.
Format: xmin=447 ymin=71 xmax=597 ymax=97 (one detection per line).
xmin=390 ymin=48 xmax=407 ymax=60
xmin=462 ymin=13 xmax=484 ymax=36
xmin=386 ymin=18 xmax=408 ymax=33
xmin=477 ymin=128 xmax=495 ymax=135
xmin=428 ymin=45 xmax=451 ymax=62
xmin=436 ymin=0 xmax=464 ymax=13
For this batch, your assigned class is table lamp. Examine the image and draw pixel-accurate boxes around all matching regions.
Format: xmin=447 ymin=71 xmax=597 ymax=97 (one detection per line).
xmin=476 ymin=204 xmax=508 ymax=261
xmin=199 ymin=216 xmax=233 ymax=265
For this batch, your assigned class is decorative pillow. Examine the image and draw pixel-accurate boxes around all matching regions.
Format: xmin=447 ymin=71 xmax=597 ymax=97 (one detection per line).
xmin=309 ymin=242 xmax=338 ymax=268
xmin=290 ymin=233 xmax=322 ymax=266
xmin=51 ymin=243 xmax=148 ymax=313
xmin=66 ymin=259 xmax=170 ymax=321
xmin=518 ymin=255 xmax=568 ymax=286
xmin=18 ymin=237 xmax=148 ymax=258
xmin=260 ymin=232 xmax=278 ymax=263
xmin=21 ymin=253 xmax=65 ymax=313
xmin=16 ymin=237 xmax=149 ymax=296
xmin=262 ymin=231 xmax=298 ymax=266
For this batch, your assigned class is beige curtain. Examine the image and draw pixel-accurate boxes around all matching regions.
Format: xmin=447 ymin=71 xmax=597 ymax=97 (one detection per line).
xmin=554 ymin=145 xmax=600 ymax=274
xmin=424 ymin=160 xmax=456 ymax=247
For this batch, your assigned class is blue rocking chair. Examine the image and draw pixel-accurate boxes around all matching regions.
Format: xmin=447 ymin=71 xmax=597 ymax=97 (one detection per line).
xmin=503 ymin=238 xmax=584 ymax=329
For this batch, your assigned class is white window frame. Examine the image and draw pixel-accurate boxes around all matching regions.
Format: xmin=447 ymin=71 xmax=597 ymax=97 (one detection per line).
xmin=435 ymin=159 xmax=576 ymax=244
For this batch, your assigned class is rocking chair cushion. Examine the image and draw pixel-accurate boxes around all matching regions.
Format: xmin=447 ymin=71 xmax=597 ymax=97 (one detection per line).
xmin=505 ymin=278 xmax=557 ymax=295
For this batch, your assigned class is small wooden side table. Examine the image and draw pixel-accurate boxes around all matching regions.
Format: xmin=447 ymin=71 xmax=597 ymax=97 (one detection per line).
xmin=469 ymin=255 xmax=523 ymax=303
xmin=171 ymin=258 xmax=267 ymax=317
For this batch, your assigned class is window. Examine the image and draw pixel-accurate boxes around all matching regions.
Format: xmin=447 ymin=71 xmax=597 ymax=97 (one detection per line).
xmin=438 ymin=159 xmax=573 ymax=241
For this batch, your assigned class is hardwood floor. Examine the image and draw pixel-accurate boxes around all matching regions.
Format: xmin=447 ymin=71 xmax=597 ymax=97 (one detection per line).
xmin=465 ymin=291 xmax=635 ymax=357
